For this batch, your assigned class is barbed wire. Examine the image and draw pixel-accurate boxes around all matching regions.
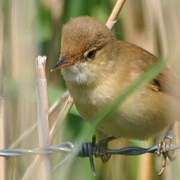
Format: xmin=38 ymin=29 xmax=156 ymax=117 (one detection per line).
xmin=0 ymin=137 xmax=180 ymax=175
xmin=0 ymin=142 xmax=74 ymax=157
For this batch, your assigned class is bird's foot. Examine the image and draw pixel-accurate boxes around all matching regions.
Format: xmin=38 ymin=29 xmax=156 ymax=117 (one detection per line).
xmin=94 ymin=136 xmax=116 ymax=162
xmin=157 ymin=129 xmax=174 ymax=175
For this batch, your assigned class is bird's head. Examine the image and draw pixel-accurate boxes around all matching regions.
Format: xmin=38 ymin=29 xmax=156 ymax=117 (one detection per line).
xmin=51 ymin=16 xmax=115 ymax=71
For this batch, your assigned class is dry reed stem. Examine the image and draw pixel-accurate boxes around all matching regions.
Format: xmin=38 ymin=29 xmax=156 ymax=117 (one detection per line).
xmin=138 ymin=139 xmax=154 ymax=180
xmin=10 ymin=91 xmax=69 ymax=148
xmin=22 ymin=93 xmax=73 ymax=179
xmin=106 ymin=0 xmax=126 ymax=30
xmin=36 ymin=56 xmax=51 ymax=180
xmin=10 ymin=1 xmax=38 ymax=178
xmin=50 ymin=95 xmax=73 ymax=138
xmin=174 ymin=122 xmax=180 ymax=179
xmin=141 ymin=0 xmax=156 ymax=53
xmin=138 ymin=154 xmax=153 ymax=180
xmin=0 ymin=4 xmax=5 ymax=179
xmin=48 ymin=91 xmax=69 ymax=116
xmin=0 ymin=97 xmax=5 ymax=180
xmin=149 ymin=0 xmax=168 ymax=58
xmin=22 ymin=70 xmax=71 ymax=179
xmin=168 ymin=2 xmax=180 ymax=177
xmin=135 ymin=1 xmax=156 ymax=179
xmin=50 ymin=0 xmax=64 ymax=20
xmin=22 ymin=156 xmax=40 ymax=180
xmin=122 ymin=0 xmax=155 ymax=54
xmin=10 ymin=123 xmax=37 ymax=148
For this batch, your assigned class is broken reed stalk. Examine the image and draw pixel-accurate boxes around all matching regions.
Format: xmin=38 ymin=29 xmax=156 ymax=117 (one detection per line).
xmin=22 ymin=96 xmax=73 ymax=180
xmin=36 ymin=56 xmax=51 ymax=180
xmin=22 ymin=92 xmax=73 ymax=180
xmin=22 ymin=75 xmax=72 ymax=179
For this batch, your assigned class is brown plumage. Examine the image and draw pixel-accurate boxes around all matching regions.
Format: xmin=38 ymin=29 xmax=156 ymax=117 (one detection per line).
xmin=52 ymin=16 xmax=180 ymax=140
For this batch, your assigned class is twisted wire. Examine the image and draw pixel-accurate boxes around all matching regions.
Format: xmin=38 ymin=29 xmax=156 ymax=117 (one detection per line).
xmin=1 ymin=139 xmax=180 ymax=175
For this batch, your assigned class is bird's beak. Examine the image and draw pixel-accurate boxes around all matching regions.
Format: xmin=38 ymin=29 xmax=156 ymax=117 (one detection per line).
xmin=50 ymin=58 xmax=73 ymax=72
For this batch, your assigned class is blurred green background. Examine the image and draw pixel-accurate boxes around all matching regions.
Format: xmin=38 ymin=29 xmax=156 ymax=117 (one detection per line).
xmin=1 ymin=0 xmax=180 ymax=179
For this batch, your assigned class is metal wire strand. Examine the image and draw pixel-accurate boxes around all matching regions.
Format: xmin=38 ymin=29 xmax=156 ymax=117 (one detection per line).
xmin=0 ymin=142 xmax=74 ymax=157
xmin=0 ymin=139 xmax=180 ymax=175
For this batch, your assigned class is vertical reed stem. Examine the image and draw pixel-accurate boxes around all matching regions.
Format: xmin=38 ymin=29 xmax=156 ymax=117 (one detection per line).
xmin=0 ymin=2 xmax=5 ymax=178
xmin=36 ymin=56 xmax=51 ymax=180
xmin=0 ymin=98 xmax=5 ymax=180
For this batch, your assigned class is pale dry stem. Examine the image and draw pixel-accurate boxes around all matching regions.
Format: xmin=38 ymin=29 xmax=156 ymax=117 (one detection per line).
xmin=0 ymin=4 xmax=5 ymax=179
xmin=106 ymin=0 xmax=126 ymax=30
xmin=138 ymin=139 xmax=154 ymax=180
xmin=149 ymin=0 xmax=168 ymax=58
xmin=50 ymin=95 xmax=73 ymax=138
xmin=0 ymin=97 xmax=5 ymax=180
xmin=36 ymin=56 xmax=51 ymax=180
xmin=11 ymin=91 xmax=69 ymax=148
xmin=49 ymin=91 xmax=69 ymax=117
xmin=22 ymin=91 xmax=73 ymax=179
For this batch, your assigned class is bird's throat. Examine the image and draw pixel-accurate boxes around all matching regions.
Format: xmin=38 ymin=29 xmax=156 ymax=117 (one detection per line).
xmin=61 ymin=62 xmax=98 ymax=85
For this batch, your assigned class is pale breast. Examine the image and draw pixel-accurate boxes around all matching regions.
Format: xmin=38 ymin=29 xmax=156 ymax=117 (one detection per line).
xmin=68 ymin=79 xmax=116 ymax=121
xmin=69 ymin=82 xmax=173 ymax=139
xmin=62 ymin=62 xmax=173 ymax=140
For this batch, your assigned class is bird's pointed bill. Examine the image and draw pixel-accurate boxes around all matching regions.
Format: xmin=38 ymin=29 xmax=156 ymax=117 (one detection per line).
xmin=51 ymin=58 xmax=73 ymax=71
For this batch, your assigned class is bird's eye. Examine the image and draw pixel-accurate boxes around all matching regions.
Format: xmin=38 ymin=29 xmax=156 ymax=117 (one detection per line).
xmin=84 ymin=49 xmax=97 ymax=60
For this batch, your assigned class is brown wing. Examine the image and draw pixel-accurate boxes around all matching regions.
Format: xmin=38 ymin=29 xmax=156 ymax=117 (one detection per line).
xmin=151 ymin=68 xmax=180 ymax=99
xmin=118 ymin=40 xmax=180 ymax=98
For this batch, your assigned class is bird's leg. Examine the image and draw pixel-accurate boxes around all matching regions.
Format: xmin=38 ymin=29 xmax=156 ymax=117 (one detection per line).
xmin=94 ymin=136 xmax=116 ymax=162
xmin=157 ymin=127 xmax=174 ymax=175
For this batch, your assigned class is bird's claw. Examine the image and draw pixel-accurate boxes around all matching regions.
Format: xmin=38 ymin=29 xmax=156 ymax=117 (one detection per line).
xmin=94 ymin=136 xmax=116 ymax=162
xmin=78 ymin=136 xmax=116 ymax=175
xmin=157 ymin=134 xmax=174 ymax=175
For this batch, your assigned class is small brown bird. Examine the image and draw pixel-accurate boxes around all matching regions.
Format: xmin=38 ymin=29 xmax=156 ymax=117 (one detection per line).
xmin=52 ymin=16 xmax=179 ymax=141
